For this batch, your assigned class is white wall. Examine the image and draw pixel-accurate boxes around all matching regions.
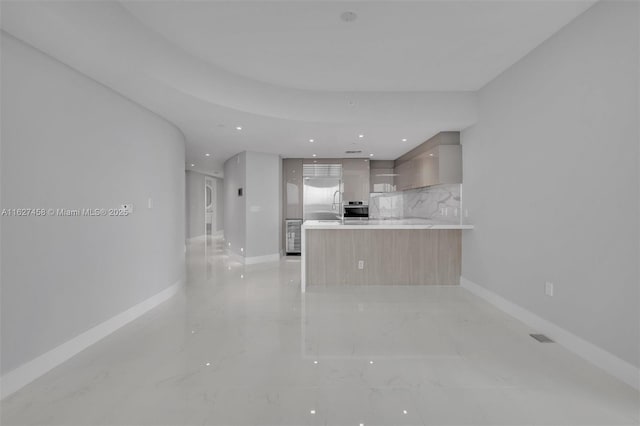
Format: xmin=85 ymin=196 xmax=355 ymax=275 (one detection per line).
xmin=461 ymin=0 xmax=639 ymax=369
xmin=185 ymin=170 xmax=224 ymax=239
xmin=223 ymin=151 xmax=281 ymax=262
xmin=0 ymin=34 xmax=186 ymax=374
xmin=223 ymin=153 xmax=246 ymax=257
xmin=245 ymin=152 xmax=281 ymax=259
xmin=185 ymin=170 xmax=206 ymax=239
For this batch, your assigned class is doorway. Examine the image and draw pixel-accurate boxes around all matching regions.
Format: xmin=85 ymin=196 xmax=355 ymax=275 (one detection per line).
xmin=205 ymin=176 xmax=216 ymax=236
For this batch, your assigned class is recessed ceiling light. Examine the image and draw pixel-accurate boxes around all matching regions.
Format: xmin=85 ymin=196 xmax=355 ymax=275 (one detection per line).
xmin=313 ymin=360 xmax=318 ymax=364
xmin=190 ymin=164 xmax=195 ymax=167
xmin=205 ymin=362 xmax=210 ymax=366
xmin=403 ymin=410 xmax=408 ymax=415
xmin=312 ymin=154 xmax=317 ymax=157
xmin=205 ymin=153 xmax=210 ymax=157
xmin=429 ymin=153 xmax=434 ymax=157
xmin=310 ymin=410 xmax=316 ymax=415
xmin=369 ymin=153 xmax=374 ymax=157
xmin=358 ymin=134 xmax=364 ymax=138
xmin=369 ymin=360 xmax=374 ymax=364
xmin=402 ymin=138 xmax=407 ymax=142
xmin=309 ymin=139 xmax=315 ymax=143
xmin=235 ymin=126 xmax=243 ymax=130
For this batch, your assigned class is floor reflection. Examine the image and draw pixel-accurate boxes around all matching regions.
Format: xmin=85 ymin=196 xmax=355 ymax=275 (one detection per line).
xmin=1 ymin=236 xmax=638 ymax=426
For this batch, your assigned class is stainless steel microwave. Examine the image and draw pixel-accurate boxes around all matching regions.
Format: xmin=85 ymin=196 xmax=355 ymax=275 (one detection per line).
xmin=343 ymin=201 xmax=369 ymax=218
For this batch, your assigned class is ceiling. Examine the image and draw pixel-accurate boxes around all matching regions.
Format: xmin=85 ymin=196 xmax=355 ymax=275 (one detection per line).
xmin=122 ymin=1 xmax=594 ymax=92
xmin=0 ymin=1 xmax=595 ymax=174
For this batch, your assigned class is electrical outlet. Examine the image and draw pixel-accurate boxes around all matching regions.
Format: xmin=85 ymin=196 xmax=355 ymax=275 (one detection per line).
xmin=358 ymin=260 xmax=364 ymax=270
xmin=545 ymin=282 xmax=554 ymax=297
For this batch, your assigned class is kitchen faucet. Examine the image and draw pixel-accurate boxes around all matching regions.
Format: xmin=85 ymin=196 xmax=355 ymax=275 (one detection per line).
xmin=332 ymin=190 xmax=341 ymax=210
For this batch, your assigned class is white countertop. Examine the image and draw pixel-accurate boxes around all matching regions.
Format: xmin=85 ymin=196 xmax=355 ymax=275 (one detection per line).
xmin=302 ymin=219 xmax=474 ymax=230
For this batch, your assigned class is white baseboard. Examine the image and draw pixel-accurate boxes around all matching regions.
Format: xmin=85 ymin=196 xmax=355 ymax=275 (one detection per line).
xmin=187 ymin=230 xmax=222 ymax=242
xmin=460 ymin=277 xmax=640 ymax=391
xmin=225 ymin=250 xmax=280 ymax=265
xmin=225 ymin=249 xmax=245 ymax=264
xmin=0 ymin=279 xmax=184 ymax=400
xmin=245 ymin=253 xmax=281 ymax=265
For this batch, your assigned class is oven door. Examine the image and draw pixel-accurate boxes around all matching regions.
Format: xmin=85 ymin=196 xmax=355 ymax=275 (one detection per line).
xmin=343 ymin=205 xmax=369 ymax=218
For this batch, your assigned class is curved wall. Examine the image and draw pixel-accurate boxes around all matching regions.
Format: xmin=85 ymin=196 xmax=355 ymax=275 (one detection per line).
xmin=0 ymin=33 xmax=186 ymax=375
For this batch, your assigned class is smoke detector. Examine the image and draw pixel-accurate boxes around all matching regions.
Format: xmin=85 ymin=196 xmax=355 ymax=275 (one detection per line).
xmin=340 ymin=11 xmax=358 ymax=23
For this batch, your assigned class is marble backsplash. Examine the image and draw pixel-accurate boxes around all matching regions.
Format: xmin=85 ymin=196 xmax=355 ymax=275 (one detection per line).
xmin=369 ymin=184 xmax=462 ymax=222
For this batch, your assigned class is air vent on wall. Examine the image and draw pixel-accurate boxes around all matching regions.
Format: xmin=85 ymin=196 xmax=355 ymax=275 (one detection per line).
xmin=530 ymin=334 xmax=554 ymax=343
xmin=303 ymin=164 xmax=342 ymax=178
xmin=345 ymin=150 xmax=363 ymax=154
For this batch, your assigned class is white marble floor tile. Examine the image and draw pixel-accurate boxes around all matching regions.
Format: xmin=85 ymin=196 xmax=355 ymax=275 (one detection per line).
xmin=1 ymin=236 xmax=638 ymax=426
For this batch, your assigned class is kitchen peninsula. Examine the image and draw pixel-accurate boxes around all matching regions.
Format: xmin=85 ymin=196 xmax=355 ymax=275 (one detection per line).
xmin=282 ymin=131 xmax=475 ymax=291
xmin=300 ymin=219 xmax=473 ymax=292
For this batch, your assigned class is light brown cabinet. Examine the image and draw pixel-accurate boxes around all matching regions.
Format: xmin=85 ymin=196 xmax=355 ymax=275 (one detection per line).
xmin=370 ymin=160 xmax=396 ymax=193
xmin=342 ymin=158 xmax=370 ymax=202
xmin=394 ymin=132 xmax=462 ymax=190
xmin=394 ymin=160 xmax=415 ymax=191
xmin=282 ymin=158 xmax=303 ymax=218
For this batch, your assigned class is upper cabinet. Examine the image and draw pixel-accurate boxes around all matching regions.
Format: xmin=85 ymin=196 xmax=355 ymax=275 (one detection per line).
xmin=394 ymin=132 xmax=462 ymax=190
xmin=370 ymin=160 xmax=396 ymax=193
xmin=282 ymin=158 xmax=303 ymax=219
xmin=342 ymin=158 xmax=370 ymax=202
xmin=394 ymin=159 xmax=416 ymax=191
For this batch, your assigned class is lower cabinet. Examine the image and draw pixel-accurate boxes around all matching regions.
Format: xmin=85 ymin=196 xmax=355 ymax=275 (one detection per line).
xmin=305 ymin=228 xmax=461 ymax=286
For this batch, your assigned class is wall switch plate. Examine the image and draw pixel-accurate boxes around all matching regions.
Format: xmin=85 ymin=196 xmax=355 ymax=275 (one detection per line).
xmin=358 ymin=260 xmax=364 ymax=270
xmin=147 ymin=198 xmax=153 ymax=209
xmin=545 ymin=282 xmax=554 ymax=297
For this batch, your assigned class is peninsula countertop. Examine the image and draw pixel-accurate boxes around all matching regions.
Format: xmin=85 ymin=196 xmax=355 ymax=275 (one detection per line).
xmin=301 ymin=218 xmax=474 ymax=230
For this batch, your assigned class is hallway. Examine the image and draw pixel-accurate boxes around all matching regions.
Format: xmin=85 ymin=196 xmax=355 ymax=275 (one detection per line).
xmin=1 ymin=237 xmax=638 ymax=425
